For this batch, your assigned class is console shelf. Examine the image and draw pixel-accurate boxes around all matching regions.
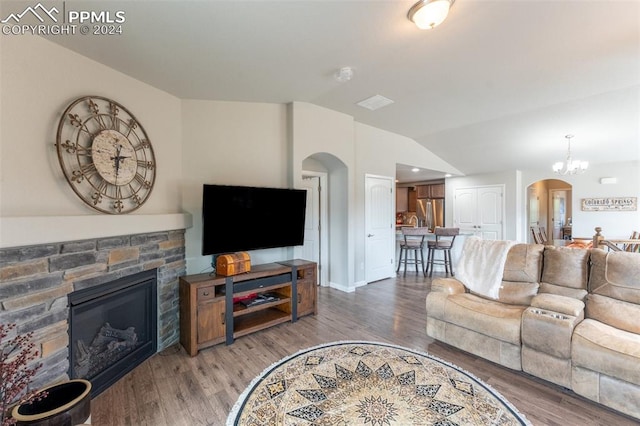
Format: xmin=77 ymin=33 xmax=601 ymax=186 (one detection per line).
xmin=234 ymin=308 xmax=291 ymax=338
xmin=179 ymin=260 xmax=316 ymax=356
xmin=233 ymin=298 xmax=290 ymax=316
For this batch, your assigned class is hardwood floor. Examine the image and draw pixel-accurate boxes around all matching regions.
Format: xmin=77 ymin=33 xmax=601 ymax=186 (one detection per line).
xmin=92 ymin=274 xmax=638 ymax=426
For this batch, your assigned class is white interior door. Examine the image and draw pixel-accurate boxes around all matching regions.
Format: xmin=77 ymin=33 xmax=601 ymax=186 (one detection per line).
xmin=300 ymin=177 xmax=320 ymax=263
xmin=550 ymin=189 xmax=568 ymax=240
xmin=299 ymin=173 xmax=327 ymax=285
xmin=454 ymin=185 xmax=504 ymax=240
xmin=528 ymin=187 xmax=540 ymax=243
xmin=528 ymin=187 xmax=539 ymax=227
xmin=477 ymin=186 xmax=504 ymax=240
xmin=365 ymin=175 xmax=394 ymax=283
xmin=453 ymin=188 xmax=478 ymax=236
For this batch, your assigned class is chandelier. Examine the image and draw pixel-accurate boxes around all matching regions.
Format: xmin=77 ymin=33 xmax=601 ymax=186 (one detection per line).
xmin=552 ymin=134 xmax=588 ymax=175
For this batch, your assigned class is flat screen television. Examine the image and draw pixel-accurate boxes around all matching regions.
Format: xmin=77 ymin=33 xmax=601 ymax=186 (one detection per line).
xmin=202 ymin=184 xmax=307 ymax=256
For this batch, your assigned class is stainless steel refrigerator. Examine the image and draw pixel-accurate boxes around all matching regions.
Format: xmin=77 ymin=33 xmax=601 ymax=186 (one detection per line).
xmin=417 ymin=198 xmax=444 ymax=231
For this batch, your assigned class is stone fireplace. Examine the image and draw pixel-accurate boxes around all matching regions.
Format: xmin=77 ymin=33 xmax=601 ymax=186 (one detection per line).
xmin=0 ymin=228 xmax=186 ymax=391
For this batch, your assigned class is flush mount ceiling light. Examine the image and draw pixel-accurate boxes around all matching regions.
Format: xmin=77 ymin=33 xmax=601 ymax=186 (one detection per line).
xmin=408 ymin=0 xmax=455 ymax=30
xmin=552 ymin=134 xmax=589 ymax=175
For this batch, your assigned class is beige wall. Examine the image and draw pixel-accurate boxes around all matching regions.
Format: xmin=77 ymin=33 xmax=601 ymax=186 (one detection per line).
xmin=0 ymin=36 xmax=183 ymax=216
xmin=290 ymin=102 xmax=356 ymax=289
xmin=181 ymin=100 xmax=290 ymax=272
xmin=0 ymin=36 xmax=187 ymax=247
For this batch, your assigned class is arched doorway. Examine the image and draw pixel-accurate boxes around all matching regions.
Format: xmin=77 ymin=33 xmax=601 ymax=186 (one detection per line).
xmin=527 ymin=179 xmax=573 ymax=243
xmin=300 ymin=153 xmax=348 ymax=288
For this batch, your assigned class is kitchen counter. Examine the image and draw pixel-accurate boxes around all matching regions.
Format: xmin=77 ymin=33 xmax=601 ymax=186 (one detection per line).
xmin=396 ymin=224 xmax=420 ymax=229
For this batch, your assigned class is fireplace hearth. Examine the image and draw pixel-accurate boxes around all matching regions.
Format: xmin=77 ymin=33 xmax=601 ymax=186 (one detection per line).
xmin=68 ymin=269 xmax=157 ymax=396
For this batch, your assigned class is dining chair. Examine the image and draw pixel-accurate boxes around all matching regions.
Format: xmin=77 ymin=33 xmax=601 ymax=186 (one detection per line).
xmin=539 ymin=226 xmax=548 ymax=244
xmin=625 ymin=231 xmax=639 ymax=253
xmin=530 ymin=226 xmax=543 ymax=244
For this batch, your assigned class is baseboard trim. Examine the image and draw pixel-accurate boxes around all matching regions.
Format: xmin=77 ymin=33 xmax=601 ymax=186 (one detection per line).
xmin=329 ymin=281 xmax=355 ymax=293
xmin=354 ymin=280 xmax=367 ymax=288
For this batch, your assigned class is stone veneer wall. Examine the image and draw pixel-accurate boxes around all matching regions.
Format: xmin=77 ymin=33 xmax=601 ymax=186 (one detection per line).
xmin=0 ymin=229 xmax=186 ymax=389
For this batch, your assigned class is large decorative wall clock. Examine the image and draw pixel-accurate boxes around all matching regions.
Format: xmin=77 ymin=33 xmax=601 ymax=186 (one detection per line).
xmin=55 ymin=96 xmax=156 ymax=214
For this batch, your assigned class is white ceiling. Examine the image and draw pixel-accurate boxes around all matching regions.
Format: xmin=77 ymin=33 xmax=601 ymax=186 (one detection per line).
xmin=44 ymin=0 xmax=640 ymax=182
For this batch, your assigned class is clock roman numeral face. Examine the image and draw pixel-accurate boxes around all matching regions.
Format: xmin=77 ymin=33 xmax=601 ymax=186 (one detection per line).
xmin=55 ymin=96 xmax=156 ymax=214
xmin=92 ymin=130 xmax=137 ymax=185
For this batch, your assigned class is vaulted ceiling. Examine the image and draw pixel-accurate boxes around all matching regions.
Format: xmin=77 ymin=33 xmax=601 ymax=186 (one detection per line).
xmin=44 ymin=1 xmax=640 ymax=181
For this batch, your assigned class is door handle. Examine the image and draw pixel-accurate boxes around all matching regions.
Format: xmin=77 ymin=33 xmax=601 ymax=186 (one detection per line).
xmin=367 ymin=234 xmax=374 ymax=237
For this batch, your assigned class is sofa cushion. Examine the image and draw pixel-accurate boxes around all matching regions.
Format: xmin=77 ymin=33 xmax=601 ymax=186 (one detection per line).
xmin=541 ymin=246 xmax=589 ymax=291
xmin=503 ymin=243 xmax=544 ymax=283
xmin=538 ymin=282 xmax=587 ymax=300
xmin=572 ymin=319 xmax=640 ymax=386
xmin=589 ymin=249 xmax=640 ymax=304
xmin=531 ymin=293 xmax=585 ymax=317
xmin=444 ymin=293 xmax=526 ymax=345
xmin=470 ymin=280 xmax=538 ymax=305
xmin=494 ymin=281 xmax=539 ymax=305
xmin=586 ymin=294 xmax=640 ymax=334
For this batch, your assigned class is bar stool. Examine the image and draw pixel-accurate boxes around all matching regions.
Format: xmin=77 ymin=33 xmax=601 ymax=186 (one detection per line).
xmin=425 ymin=227 xmax=459 ymax=277
xmin=396 ymin=227 xmax=429 ymax=276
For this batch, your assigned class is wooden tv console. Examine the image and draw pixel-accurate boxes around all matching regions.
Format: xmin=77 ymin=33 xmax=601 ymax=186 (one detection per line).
xmin=179 ymin=259 xmax=317 ymax=356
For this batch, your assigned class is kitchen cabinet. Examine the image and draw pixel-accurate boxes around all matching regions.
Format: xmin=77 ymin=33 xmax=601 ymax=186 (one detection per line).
xmin=429 ymin=183 xmax=445 ymax=198
xmin=408 ymin=188 xmax=417 ymax=212
xmin=416 ymin=185 xmax=430 ymax=199
xmin=417 ymin=184 xmax=445 ymax=199
xmin=396 ymin=187 xmax=409 ymax=212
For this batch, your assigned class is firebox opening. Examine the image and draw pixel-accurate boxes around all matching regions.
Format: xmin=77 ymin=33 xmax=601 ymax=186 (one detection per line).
xmin=68 ymin=269 xmax=158 ymax=397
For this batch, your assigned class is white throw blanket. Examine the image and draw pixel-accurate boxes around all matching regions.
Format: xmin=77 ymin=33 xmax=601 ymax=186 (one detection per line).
xmin=455 ymin=237 xmax=516 ymax=299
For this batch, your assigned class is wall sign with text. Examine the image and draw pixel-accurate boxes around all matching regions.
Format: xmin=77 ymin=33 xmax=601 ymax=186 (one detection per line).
xmin=581 ymin=197 xmax=637 ymax=211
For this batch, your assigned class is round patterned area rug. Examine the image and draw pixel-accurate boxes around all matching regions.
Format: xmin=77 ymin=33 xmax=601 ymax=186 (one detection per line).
xmin=227 ymin=341 xmax=531 ymax=425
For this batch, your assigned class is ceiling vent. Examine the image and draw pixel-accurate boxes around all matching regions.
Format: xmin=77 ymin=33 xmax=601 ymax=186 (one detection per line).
xmin=356 ymin=95 xmax=394 ymax=111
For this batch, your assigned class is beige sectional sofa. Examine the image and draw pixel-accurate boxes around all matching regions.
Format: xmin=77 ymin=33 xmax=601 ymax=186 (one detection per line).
xmin=426 ymin=244 xmax=640 ymax=420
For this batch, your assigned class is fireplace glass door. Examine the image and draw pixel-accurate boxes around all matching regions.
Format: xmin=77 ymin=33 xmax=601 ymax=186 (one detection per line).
xmin=68 ymin=269 xmax=157 ymax=396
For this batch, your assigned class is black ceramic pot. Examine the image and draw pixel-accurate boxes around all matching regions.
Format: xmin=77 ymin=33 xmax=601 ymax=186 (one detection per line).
xmin=11 ymin=379 xmax=91 ymax=426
